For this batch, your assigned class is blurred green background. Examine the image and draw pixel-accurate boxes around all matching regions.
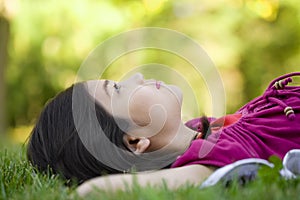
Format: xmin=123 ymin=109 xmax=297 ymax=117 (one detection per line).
xmin=0 ymin=0 xmax=299 ymax=143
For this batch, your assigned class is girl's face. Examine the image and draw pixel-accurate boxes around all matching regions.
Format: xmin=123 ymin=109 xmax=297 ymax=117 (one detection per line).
xmin=86 ymin=73 xmax=184 ymax=151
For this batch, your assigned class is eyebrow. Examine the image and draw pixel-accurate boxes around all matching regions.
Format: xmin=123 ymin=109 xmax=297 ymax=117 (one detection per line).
xmin=103 ymin=80 xmax=110 ymax=97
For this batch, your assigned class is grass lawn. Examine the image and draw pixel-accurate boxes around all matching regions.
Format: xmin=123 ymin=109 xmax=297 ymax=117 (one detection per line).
xmin=1 ymin=138 xmax=300 ymax=200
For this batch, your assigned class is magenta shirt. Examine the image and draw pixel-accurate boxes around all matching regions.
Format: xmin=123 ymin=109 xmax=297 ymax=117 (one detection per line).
xmin=172 ymin=73 xmax=300 ymax=168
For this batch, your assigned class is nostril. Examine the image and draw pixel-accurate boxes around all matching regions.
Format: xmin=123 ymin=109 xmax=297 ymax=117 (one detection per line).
xmin=134 ymin=73 xmax=144 ymax=84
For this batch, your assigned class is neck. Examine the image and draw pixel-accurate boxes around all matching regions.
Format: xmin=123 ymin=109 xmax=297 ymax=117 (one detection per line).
xmin=166 ymin=121 xmax=198 ymax=155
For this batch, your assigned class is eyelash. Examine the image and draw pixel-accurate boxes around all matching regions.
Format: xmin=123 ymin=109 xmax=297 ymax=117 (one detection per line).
xmin=113 ymin=82 xmax=121 ymax=93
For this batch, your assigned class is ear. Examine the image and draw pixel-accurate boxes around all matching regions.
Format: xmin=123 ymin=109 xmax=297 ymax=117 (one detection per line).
xmin=123 ymin=135 xmax=150 ymax=155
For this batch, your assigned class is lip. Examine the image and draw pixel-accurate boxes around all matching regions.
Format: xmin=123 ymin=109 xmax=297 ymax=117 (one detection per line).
xmin=145 ymin=79 xmax=162 ymax=89
xmin=156 ymin=81 xmax=161 ymax=89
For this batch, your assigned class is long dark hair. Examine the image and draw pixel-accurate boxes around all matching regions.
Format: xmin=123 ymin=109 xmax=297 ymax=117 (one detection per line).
xmin=27 ymin=83 xmax=128 ymax=184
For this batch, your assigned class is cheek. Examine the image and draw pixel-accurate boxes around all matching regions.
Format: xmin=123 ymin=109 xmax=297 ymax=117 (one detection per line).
xmin=128 ymin=90 xmax=154 ymax=126
xmin=128 ymin=87 xmax=181 ymax=127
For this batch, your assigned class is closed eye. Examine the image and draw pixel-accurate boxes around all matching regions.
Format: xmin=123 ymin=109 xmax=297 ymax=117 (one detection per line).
xmin=113 ymin=82 xmax=121 ymax=93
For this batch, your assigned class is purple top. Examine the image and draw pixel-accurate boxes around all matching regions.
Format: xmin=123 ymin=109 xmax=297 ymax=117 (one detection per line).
xmin=172 ymin=72 xmax=300 ymax=168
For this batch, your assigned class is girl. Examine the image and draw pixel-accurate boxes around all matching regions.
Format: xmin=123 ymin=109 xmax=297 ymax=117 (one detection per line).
xmin=27 ymin=72 xmax=300 ymax=195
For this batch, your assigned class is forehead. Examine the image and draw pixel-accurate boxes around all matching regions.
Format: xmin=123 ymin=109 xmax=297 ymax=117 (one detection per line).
xmin=85 ymin=80 xmax=112 ymax=112
xmin=86 ymin=80 xmax=105 ymax=95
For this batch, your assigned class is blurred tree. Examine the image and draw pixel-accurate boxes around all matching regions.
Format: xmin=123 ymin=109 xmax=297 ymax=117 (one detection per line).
xmin=0 ymin=0 xmax=10 ymax=134
xmin=5 ymin=0 xmax=300 ymax=131
xmin=6 ymin=0 xmax=126 ymax=126
xmin=237 ymin=1 xmax=300 ymax=102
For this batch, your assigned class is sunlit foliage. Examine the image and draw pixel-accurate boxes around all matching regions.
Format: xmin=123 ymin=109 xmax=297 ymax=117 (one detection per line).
xmin=2 ymin=0 xmax=300 ymax=140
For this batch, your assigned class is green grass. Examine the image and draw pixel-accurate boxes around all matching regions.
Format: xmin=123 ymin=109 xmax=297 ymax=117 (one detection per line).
xmin=1 ymin=140 xmax=300 ymax=200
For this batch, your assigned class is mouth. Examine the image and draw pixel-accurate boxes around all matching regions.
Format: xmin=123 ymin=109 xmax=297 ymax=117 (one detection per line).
xmin=156 ymin=81 xmax=161 ymax=89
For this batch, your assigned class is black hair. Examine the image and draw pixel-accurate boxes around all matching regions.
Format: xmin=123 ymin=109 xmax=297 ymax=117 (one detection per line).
xmin=201 ymin=116 xmax=212 ymax=139
xmin=27 ymin=83 xmax=129 ymax=184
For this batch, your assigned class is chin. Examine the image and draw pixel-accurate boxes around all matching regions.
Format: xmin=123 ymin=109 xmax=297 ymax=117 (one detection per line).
xmin=168 ymin=85 xmax=183 ymax=105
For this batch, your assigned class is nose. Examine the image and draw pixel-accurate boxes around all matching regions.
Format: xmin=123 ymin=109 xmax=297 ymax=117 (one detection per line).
xmin=120 ymin=73 xmax=144 ymax=86
xmin=129 ymin=73 xmax=144 ymax=84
